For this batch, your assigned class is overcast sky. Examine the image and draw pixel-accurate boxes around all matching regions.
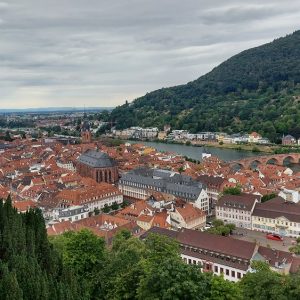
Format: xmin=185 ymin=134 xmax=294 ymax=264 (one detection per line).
xmin=1 ymin=0 xmax=300 ymax=109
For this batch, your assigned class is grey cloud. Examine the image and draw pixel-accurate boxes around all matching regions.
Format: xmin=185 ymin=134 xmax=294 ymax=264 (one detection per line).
xmin=0 ymin=0 xmax=300 ymax=108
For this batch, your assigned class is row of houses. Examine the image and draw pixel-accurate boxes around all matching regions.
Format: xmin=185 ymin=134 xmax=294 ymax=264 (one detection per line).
xmin=216 ymin=194 xmax=300 ymax=238
xmin=119 ymin=168 xmax=210 ymax=214
xmin=113 ymin=127 xmax=159 ymax=139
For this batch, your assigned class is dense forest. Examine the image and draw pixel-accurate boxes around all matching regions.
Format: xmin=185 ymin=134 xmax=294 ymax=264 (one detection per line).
xmin=110 ymin=30 xmax=300 ymax=142
xmin=1 ymin=197 xmax=300 ymax=300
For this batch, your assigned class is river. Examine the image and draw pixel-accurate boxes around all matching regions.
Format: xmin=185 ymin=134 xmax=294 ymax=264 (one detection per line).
xmin=128 ymin=140 xmax=300 ymax=171
xmin=128 ymin=141 xmax=262 ymax=162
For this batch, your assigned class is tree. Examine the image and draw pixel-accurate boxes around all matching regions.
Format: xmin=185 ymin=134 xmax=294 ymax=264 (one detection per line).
xmin=207 ymin=220 xmax=235 ymax=236
xmin=0 ymin=266 xmax=23 ymax=300
xmin=178 ymin=166 xmax=184 ymax=173
xmin=94 ymin=208 xmax=100 ymax=215
xmin=104 ymin=231 xmax=145 ymax=300
xmin=210 ymin=275 xmax=242 ymax=300
xmin=110 ymin=201 xmax=119 ymax=211
xmin=102 ymin=204 xmax=110 ymax=213
xmin=0 ymin=198 xmax=83 ymax=300
xmin=261 ymin=193 xmax=276 ymax=203
xmin=63 ymin=229 xmax=105 ymax=277
xmin=240 ymin=261 xmax=290 ymax=300
xmin=223 ymin=186 xmax=242 ymax=195
xmin=137 ymin=258 xmax=211 ymax=300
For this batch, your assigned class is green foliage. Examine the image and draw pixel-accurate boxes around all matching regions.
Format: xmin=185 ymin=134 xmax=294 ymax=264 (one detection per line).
xmin=2 ymin=195 xmax=300 ymax=299
xmin=223 ymin=186 xmax=242 ymax=195
xmin=0 ymin=197 xmax=84 ymax=300
xmin=178 ymin=166 xmax=184 ymax=173
xmin=252 ymin=146 xmax=260 ymax=152
xmin=102 ymin=204 xmax=111 ymax=213
xmin=110 ymin=31 xmax=300 ymax=141
xmin=110 ymin=201 xmax=119 ymax=211
xmin=208 ymin=220 xmax=236 ymax=236
xmin=210 ymin=275 xmax=242 ymax=300
xmin=261 ymin=193 xmax=277 ymax=203
xmin=239 ymin=261 xmax=295 ymax=300
xmin=62 ymin=229 xmax=105 ymax=277
xmin=289 ymin=237 xmax=300 ymax=254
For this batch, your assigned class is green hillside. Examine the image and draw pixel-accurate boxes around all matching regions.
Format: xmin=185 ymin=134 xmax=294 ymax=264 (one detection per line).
xmin=111 ymin=30 xmax=300 ymax=142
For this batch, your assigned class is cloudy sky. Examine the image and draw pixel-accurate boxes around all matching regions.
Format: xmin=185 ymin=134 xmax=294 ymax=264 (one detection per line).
xmin=1 ymin=0 xmax=300 ymax=109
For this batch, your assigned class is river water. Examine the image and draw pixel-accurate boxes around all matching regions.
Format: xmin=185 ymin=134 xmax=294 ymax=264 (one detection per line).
xmin=128 ymin=141 xmax=262 ymax=162
xmin=128 ymin=141 xmax=300 ymax=171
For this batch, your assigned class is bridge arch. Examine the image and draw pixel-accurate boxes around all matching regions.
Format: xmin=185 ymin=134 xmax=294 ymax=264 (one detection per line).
xmin=266 ymin=157 xmax=280 ymax=165
xmin=249 ymin=159 xmax=261 ymax=170
xmin=231 ymin=162 xmax=245 ymax=171
xmin=283 ymin=155 xmax=297 ymax=165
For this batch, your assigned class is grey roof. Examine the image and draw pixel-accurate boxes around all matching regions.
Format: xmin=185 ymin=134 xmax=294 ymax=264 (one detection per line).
xmin=82 ymin=120 xmax=90 ymax=131
xmin=120 ymin=167 xmax=205 ymax=201
xmin=58 ymin=206 xmax=88 ymax=218
xmin=252 ymin=197 xmax=300 ymax=223
xmin=77 ymin=149 xmax=117 ymax=168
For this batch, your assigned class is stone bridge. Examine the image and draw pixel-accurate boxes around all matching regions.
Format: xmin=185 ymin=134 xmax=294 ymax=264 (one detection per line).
xmin=229 ymin=153 xmax=300 ymax=169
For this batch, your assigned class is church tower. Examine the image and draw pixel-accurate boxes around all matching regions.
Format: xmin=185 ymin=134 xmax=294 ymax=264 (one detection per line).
xmin=81 ymin=119 xmax=92 ymax=144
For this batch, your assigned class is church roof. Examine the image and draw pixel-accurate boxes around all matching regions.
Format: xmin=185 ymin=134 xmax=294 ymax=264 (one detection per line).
xmin=77 ymin=149 xmax=117 ymax=168
xmin=82 ymin=120 xmax=90 ymax=132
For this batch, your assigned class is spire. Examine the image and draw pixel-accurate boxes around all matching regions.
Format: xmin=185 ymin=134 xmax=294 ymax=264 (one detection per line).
xmin=83 ymin=104 xmax=87 ymax=119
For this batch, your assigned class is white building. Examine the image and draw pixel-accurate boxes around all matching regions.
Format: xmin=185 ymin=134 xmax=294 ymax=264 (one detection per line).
xmin=119 ymin=168 xmax=210 ymax=214
xmin=252 ymin=196 xmax=300 ymax=238
xmin=169 ymin=203 xmax=206 ymax=230
xmin=56 ymin=205 xmax=89 ymax=222
xmin=216 ymin=194 xmax=260 ymax=229
xmin=279 ymin=188 xmax=300 ymax=203
xmin=143 ymin=227 xmax=296 ymax=281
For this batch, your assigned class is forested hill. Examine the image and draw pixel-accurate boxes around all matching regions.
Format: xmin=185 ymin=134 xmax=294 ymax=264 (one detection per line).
xmin=111 ymin=30 xmax=300 ymax=141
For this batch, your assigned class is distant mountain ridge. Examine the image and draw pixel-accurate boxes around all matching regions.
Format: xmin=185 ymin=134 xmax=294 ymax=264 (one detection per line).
xmin=0 ymin=107 xmax=114 ymax=113
xmin=111 ymin=30 xmax=300 ymax=141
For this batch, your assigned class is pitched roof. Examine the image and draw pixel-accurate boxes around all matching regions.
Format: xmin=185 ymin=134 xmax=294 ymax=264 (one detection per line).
xmin=143 ymin=227 xmax=256 ymax=260
xmin=77 ymin=149 xmax=117 ymax=168
xmin=217 ymin=194 xmax=259 ymax=211
xmin=176 ymin=203 xmax=205 ymax=222
xmin=252 ymin=196 xmax=300 ymax=222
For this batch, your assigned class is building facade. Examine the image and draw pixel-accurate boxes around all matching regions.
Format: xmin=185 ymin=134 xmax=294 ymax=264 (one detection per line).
xmin=55 ymin=183 xmax=123 ymax=212
xmin=142 ymin=227 xmax=296 ymax=282
xmin=252 ymin=197 xmax=300 ymax=237
xmin=216 ymin=194 xmax=260 ymax=229
xmin=169 ymin=203 xmax=206 ymax=230
xmin=77 ymin=149 xmax=119 ymax=184
xmin=119 ymin=168 xmax=209 ymax=214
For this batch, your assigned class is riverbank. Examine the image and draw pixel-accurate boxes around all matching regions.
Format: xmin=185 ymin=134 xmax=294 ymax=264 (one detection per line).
xmin=122 ymin=138 xmax=275 ymax=153
xmin=102 ymin=136 xmax=300 ymax=155
xmin=200 ymin=142 xmax=274 ymax=153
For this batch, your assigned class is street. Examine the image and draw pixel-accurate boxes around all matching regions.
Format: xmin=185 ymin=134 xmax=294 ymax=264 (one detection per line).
xmin=231 ymin=228 xmax=296 ymax=252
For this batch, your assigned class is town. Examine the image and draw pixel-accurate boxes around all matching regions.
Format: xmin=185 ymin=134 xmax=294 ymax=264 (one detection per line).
xmin=112 ymin=125 xmax=300 ymax=147
xmin=1 ymin=113 xmax=300 ymax=283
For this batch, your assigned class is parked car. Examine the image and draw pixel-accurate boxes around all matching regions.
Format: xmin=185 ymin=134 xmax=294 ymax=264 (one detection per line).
xmin=266 ymin=233 xmax=283 ymax=241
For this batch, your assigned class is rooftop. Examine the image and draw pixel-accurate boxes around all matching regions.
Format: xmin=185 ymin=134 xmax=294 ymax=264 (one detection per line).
xmin=77 ymin=149 xmax=117 ymax=168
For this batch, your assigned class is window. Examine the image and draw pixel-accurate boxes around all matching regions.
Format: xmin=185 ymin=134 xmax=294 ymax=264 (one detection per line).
xmin=237 ymin=272 xmax=241 ymax=279
xmin=231 ymin=271 xmax=235 ymax=278
xmin=220 ymin=268 xmax=224 ymax=274
xmin=226 ymin=269 xmax=229 ymax=276
xmin=214 ymin=266 xmax=218 ymax=273
xmin=188 ymin=259 xmax=192 ymax=264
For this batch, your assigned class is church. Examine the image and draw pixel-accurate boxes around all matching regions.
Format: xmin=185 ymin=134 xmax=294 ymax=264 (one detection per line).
xmin=76 ymin=149 xmax=119 ymax=184
xmin=81 ymin=119 xmax=92 ymax=144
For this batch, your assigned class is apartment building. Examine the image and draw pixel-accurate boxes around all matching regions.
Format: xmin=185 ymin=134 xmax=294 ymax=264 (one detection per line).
xmin=252 ymin=197 xmax=300 ymax=237
xmin=216 ymin=194 xmax=260 ymax=229
xmin=142 ymin=227 xmax=296 ymax=282
xmin=119 ymin=168 xmax=209 ymax=214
